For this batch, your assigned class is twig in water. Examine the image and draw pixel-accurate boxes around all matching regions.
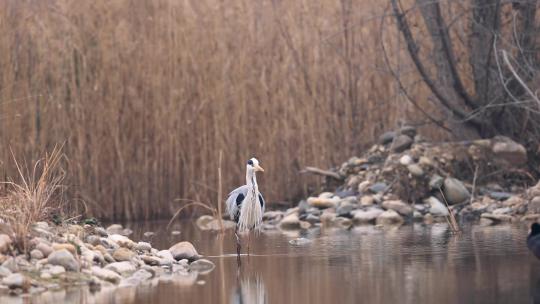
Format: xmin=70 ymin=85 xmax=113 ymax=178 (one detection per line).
xmin=438 ymin=188 xmax=460 ymax=233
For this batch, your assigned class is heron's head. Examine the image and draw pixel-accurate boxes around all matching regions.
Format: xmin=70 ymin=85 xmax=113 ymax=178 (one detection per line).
xmin=247 ymin=157 xmax=264 ymax=172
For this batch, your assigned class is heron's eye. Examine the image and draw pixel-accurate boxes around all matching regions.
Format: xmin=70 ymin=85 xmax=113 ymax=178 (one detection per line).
xmin=247 ymin=160 xmax=253 ymax=166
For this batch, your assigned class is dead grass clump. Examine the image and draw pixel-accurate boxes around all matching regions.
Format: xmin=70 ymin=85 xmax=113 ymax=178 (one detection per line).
xmin=0 ymin=145 xmax=66 ymax=252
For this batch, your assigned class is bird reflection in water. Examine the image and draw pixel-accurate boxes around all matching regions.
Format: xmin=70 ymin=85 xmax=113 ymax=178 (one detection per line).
xmin=230 ymin=271 xmax=267 ymax=304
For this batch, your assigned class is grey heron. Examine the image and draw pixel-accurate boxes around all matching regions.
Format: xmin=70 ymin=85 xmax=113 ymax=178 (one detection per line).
xmin=226 ymin=157 xmax=265 ymax=265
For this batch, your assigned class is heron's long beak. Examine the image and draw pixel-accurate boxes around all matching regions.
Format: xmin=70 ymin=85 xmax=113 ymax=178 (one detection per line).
xmin=254 ymin=164 xmax=265 ymax=172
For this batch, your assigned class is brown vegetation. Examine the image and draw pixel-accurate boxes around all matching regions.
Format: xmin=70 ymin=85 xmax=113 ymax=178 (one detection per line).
xmin=0 ymin=1 xmax=537 ymax=220
xmin=0 ymin=146 xmax=66 ymax=252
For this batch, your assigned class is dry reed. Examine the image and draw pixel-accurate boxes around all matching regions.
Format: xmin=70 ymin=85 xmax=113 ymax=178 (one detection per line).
xmin=0 ymin=0 xmax=447 ymax=220
xmin=0 ymin=145 xmax=66 ymax=252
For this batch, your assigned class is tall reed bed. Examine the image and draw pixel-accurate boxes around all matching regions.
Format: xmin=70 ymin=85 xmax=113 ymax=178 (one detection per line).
xmin=0 ymin=0 xmax=441 ymax=220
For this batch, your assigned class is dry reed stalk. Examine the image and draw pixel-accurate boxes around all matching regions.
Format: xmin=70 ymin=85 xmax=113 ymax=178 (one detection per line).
xmin=0 ymin=0 xmax=451 ymax=220
xmin=217 ymin=150 xmax=224 ymax=232
xmin=0 ymin=145 xmax=66 ymax=252
xmin=438 ymin=188 xmax=460 ymax=233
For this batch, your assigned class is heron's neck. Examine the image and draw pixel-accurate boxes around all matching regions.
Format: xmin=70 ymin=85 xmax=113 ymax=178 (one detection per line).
xmin=246 ymin=169 xmax=258 ymax=191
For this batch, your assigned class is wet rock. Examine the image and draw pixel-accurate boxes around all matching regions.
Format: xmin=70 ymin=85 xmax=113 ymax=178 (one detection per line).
xmin=332 ymin=217 xmax=352 ymax=229
xmin=382 ymin=200 xmax=413 ymax=216
xmin=352 ymin=208 xmax=384 ymax=224
xmin=86 ymin=235 xmax=101 ymax=246
xmin=141 ymin=255 xmax=160 ymax=266
xmin=92 ymin=266 xmax=121 ymax=284
xmin=189 ymin=259 xmax=215 ymax=274
xmin=289 ymin=238 xmax=312 ymax=246
xmin=156 ymin=250 xmax=175 ymax=264
xmin=307 ymin=196 xmax=339 ymax=209
xmin=106 ymin=224 xmax=124 ymax=235
xmin=529 ymin=197 xmax=540 ymax=214
xmin=0 ymin=235 xmax=11 ymax=254
xmin=320 ymin=212 xmax=336 ymax=226
xmin=492 ymin=137 xmax=527 ymax=166
xmin=48 ymin=249 xmax=79 ymax=271
xmin=30 ymin=249 xmax=44 ymax=260
xmin=113 ymin=247 xmax=135 ymax=262
xmin=135 ymin=242 xmax=152 ymax=252
xmin=52 ymin=243 xmax=77 ymax=255
xmin=379 ymin=131 xmax=396 ymax=145
xmin=169 ymin=241 xmax=199 ymax=261
xmin=391 ymin=135 xmax=413 ymax=153
xmin=105 ymin=261 xmax=136 ymax=275
xmin=336 ymin=204 xmax=355 ymax=218
xmin=279 ymin=213 xmax=301 ymax=230
xmin=443 ymin=178 xmax=470 ymax=204
xmin=360 ymin=196 xmax=375 ymax=206
xmin=108 ymin=234 xmax=135 ymax=249
xmin=299 ymin=221 xmax=312 ymax=229
xmin=400 ymin=126 xmax=417 ymax=138
xmin=425 ymin=197 xmax=449 ymax=217
xmin=407 ymin=164 xmax=424 ymax=177
xmin=2 ymin=257 xmax=17 ymax=272
xmin=2 ymin=273 xmax=28 ymax=289
xmin=305 ymin=214 xmax=320 ymax=224
xmin=263 ymin=211 xmax=284 ymax=221
xmin=47 ymin=265 xmax=66 ymax=276
xmin=0 ymin=266 xmax=11 ymax=278
xmin=489 ymin=192 xmax=512 ymax=201
xmin=95 ymin=227 xmax=108 ymax=237
xmin=358 ymin=181 xmax=371 ymax=192
xmin=481 ymin=213 xmax=514 ymax=222
xmin=399 ymin=155 xmax=413 ymax=165
xmin=493 ymin=207 xmax=511 ymax=215
xmin=376 ymin=210 xmax=404 ymax=225
xmin=429 ymin=175 xmax=444 ymax=190
xmin=369 ymin=182 xmax=388 ymax=194
xmin=479 ymin=218 xmax=494 ymax=226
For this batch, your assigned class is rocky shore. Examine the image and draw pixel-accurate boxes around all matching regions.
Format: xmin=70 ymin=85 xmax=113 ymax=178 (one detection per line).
xmin=0 ymin=222 xmax=214 ymax=296
xmin=260 ymin=127 xmax=540 ymax=230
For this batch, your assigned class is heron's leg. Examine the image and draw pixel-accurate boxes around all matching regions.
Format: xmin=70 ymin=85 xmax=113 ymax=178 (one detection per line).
xmin=247 ymin=231 xmax=251 ymax=256
xmin=235 ymin=227 xmax=242 ymax=266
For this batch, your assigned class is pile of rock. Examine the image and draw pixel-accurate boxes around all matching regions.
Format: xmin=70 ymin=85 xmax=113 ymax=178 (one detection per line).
xmin=263 ymin=127 xmax=537 ymax=229
xmin=0 ymin=222 xmax=214 ymax=295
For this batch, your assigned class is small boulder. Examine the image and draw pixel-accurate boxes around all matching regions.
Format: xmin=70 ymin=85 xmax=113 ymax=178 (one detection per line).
xmin=48 ymin=249 xmax=79 ymax=271
xmin=307 ymin=196 xmax=339 ymax=208
xmin=169 ymin=241 xmax=199 ymax=261
xmin=47 ymin=265 xmax=66 ymax=276
xmin=289 ymin=238 xmax=312 ymax=246
xmin=376 ymin=210 xmax=404 ymax=225
xmin=391 ymin=135 xmax=413 ymax=152
xmin=106 ymin=224 xmax=124 ymax=235
xmin=399 ymin=155 xmax=413 ymax=166
xmin=529 ymin=197 xmax=540 ymax=214
xmin=352 ymin=208 xmax=384 ymax=224
xmin=135 ymin=242 xmax=152 ymax=252
xmin=30 ymin=249 xmax=44 ymax=260
xmin=105 ymin=261 xmax=136 ymax=275
xmin=279 ymin=213 xmax=301 ymax=230
xmin=52 ymin=243 xmax=77 ymax=255
xmin=0 ymin=266 xmax=11 ymax=278
xmin=407 ymin=164 xmax=424 ymax=177
xmin=425 ymin=197 xmax=449 ymax=217
xmin=360 ymin=196 xmax=375 ymax=206
xmin=429 ymin=175 xmax=444 ymax=190
xmin=2 ymin=273 xmax=28 ymax=290
xmin=92 ymin=266 xmax=122 ymax=284
xmin=379 ymin=131 xmax=396 ymax=145
xmin=196 ymin=215 xmax=215 ymax=230
xmin=113 ymin=247 xmax=135 ymax=262
xmin=369 ymin=182 xmax=388 ymax=194
xmin=443 ymin=177 xmax=470 ymax=204
xmin=382 ymin=200 xmax=413 ymax=216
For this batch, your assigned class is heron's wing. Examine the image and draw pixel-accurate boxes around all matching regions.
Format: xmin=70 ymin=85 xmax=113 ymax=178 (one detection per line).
xmin=226 ymin=185 xmax=249 ymax=220
xmin=258 ymin=192 xmax=265 ymax=214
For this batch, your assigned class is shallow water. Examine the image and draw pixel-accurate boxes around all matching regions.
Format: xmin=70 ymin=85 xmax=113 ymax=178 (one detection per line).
xmin=6 ymin=221 xmax=540 ymax=304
